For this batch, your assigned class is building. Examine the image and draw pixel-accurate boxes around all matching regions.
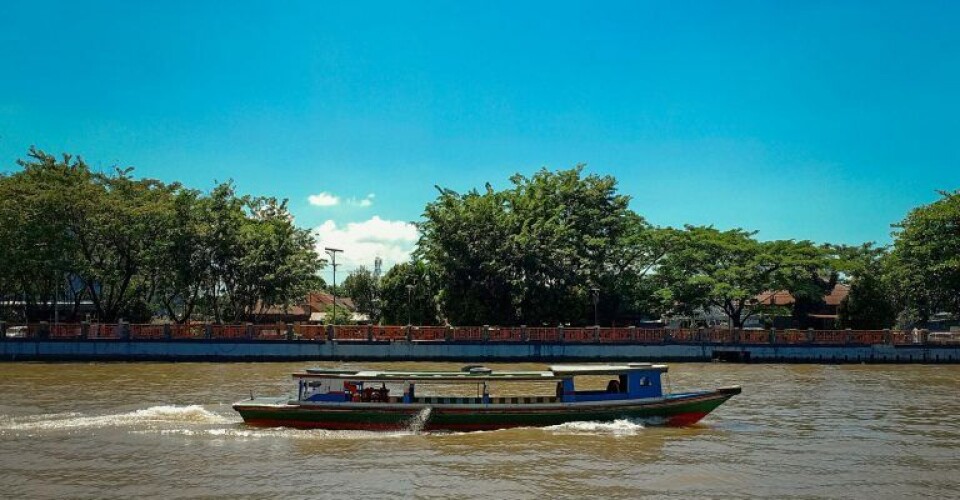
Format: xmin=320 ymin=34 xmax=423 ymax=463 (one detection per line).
xmin=755 ymin=284 xmax=850 ymax=329
xmin=256 ymin=291 xmax=368 ymax=324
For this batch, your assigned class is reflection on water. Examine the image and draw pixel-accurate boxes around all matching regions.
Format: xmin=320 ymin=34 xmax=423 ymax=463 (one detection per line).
xmin=0 ymin=362 xmax=958 ymax=499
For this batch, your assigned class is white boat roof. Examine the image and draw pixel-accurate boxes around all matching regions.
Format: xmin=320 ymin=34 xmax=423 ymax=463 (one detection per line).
xmin=295 ymin=363 xmax=667 ymax=382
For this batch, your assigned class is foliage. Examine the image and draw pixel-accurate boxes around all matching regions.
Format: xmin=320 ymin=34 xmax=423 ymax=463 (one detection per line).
xmin=379 ymin=261 xmax=439 ymax=325
xmin=322 ymin=304 xmax=354 ymax=325
xmin=342 ymin=266 xmax=380 ymax=323
xmin=888 ymin=190 xmax=960 ymax=325
xmin=654 ymin=227 xmax=829 ymax=328
xmin=0 ymin=148 xmax=322 ymax=323
xmin=837 ymin=244 xmax=896 ymax=329
xmin=417 ymin=166 xmax=665 ymax=326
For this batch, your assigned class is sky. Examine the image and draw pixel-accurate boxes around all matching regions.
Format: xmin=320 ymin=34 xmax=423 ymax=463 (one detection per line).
xmin=1 ymin=1 xmax=958 ymax=280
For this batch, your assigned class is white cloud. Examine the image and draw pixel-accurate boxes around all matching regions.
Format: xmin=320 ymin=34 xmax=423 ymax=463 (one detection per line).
xmin=308 ymin=192 xmax=340 ymax=207
xmin=348 ymin=193 xmax=375 ymax=207
xmin=313 ymin=216 xmax=419 ymax=272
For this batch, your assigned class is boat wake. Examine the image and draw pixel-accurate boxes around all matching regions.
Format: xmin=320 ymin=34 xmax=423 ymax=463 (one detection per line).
xmin=406 ymin=407 xmax=433 ymax=433
xmin=142 ymin=427 xmax=419 ymax=441
xmin=542 ymin=419 xmax=646 ymax=436
xmin=0 ymin=405 xmax=235 ymax=433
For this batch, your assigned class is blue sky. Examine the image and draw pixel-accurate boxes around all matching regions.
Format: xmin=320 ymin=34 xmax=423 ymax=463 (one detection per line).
xmin=1 ymin=1 xmax=958 ymax=276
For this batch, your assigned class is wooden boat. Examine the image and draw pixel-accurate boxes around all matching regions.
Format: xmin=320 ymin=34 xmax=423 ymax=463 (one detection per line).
xmin=233 ymin=363 xmax=741 ymax=432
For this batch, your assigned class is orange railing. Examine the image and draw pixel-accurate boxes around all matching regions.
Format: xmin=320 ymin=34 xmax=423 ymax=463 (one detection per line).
xmin=562 ymin=328 xmax=595 ymax=343
xmin=129 ymin=324 xmax=165 ymax=340
xmin=411 ymin=326 xmax=448 ymax=341
xmin=488 ymin=327 xmax=523 ymax=342
xmin=451 ymin=327 xmax=484 ymax=341
xmin=0 ymin=323 xmax=937 ymax=347
xmin=293 ymin=324 xmax=325 ymax=340
xmin=526 ymin=327 xmax=560 ymax=342
xmin=599 ymin=328 xmax=634 ymax=343
xmin=373 ymin=325 xmax=407 ymax=341
xmin=333 ymin=325 xmax=367 ymax=341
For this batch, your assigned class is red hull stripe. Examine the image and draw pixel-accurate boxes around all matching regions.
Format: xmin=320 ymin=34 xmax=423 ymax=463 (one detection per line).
xmin=242 ymin=411 xmax=713 ymax=432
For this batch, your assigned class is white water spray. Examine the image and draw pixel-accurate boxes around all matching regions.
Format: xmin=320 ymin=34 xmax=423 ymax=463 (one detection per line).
xmin=406 ymin=407 xmax=432 ymax=433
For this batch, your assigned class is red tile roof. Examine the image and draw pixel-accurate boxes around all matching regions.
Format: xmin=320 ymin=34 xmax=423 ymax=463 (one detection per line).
xmin=756 ymin=284 xmax=850 ymax=307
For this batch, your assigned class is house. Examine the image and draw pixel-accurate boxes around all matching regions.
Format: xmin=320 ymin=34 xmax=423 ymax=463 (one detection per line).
xmin=755 ymin=284 xmax=850 ymax=329
xmin=255 ymin=291 xmax=369 ymax=324
xmin=304 ymin=292 xmax=368 ymax=324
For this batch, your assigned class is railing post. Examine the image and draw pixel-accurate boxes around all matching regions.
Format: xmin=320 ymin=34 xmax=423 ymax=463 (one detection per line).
xmin=445 ymin=326 xmax=453 ymax=342
xmin=806 ymin=327 xmax=815 ymax=344
xmin=482 ymin=325 xmax=490 ymax=342
xmin=0 ymin=321 xmax=6 ymax=341
xmin=286 ymin=323 xmax=295 ymax=341
xmin=38 ymin=321 xmax=50 ymax=340
xmin=697 ymin=327 xmax=705 ymax=343
xmin=406 ymin=325 xmax=414 ymax=342
xmin=593 ymin=325 xmax=600 ymax=343
xmin=163 ymin=322 xmax=172 ymax=341
xmin=628 ymin=325 xmax=637 ymax=342
xmin=244 ymin=322 xmax=253 ymax=340
xmin=119 ymin=320 xmax=129 ymax=340
xmin=326 ymin=324 xmax=334 ymax=342
xmin=769 ymin=328 xmax=776 ymax=345
xmin=883 ymin=328 xmax=891 ymax=345
xmin=520 ymin=325 xmax=528 ymax=342
xmin=204 ymin=324 xmax=213 ymax=340
xmin=845 ymin=328 xmax=852 ymax=345
xmin=366 ymin=325 xmax=374 ymax=342
xmin=558 ymin=325 xmax=565 ymax=343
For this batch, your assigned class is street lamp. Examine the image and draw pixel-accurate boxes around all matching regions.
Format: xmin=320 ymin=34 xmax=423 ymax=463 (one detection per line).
xmin=590 ymin=287 xmax=600 ymax=327
xmin=324 ymin=247 xmax=343 ymax=324
xmin=406 ymin=284 xmax=414 ymax=326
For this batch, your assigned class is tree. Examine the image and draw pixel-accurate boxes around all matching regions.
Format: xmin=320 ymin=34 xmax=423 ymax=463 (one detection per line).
xmin=342 ymin=266 xmax=380 ymax=323
xmin=379 ymin=261 xmax=439 ymax=326
xmin=888 ymin=190 xmax=960 ymax=325
xmin=837 ymin=245 xmax=896 ymax=329
xmin=655 ymin=227 xmax=826 ymax=328
xmin=1 ymin=148 xmax=322 ymax=323
xmin=418 ymin=166 xmax=665 ymax=326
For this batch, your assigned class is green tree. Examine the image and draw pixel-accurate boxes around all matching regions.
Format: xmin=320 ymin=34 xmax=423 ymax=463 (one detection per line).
xmin=888 ymin=190 xmax=960 ymax=325
xmin=837 ymin=245 xmax=896 ymax=329
xmin=3 ymin=149 xmax=322 ymax=323
xmin=656 ymin=227 xmax=826 ymax=328
xmin=342 ymin=266 xmax=380 ymax=323
xmin=379 ymin=261 xmax=439 ymax=326
xmin=418 ymin=166 xmax=664 ymax=326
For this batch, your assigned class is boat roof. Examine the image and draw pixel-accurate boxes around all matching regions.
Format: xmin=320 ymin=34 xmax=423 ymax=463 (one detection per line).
xmin=295 ymin=363 xmax=667 ymax=382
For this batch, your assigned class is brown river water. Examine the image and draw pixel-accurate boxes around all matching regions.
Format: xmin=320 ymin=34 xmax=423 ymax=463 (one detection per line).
xmin=0 ymin=362 xmax=958 ymax=499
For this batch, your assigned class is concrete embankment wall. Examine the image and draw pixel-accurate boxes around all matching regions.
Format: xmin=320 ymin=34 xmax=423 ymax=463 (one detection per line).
xmin=2 ymin=340 xmax=959 ymax=363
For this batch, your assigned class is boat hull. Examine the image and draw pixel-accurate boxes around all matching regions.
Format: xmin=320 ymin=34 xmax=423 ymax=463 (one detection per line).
xmin=233 ymin=387 xmax=740 ymax=432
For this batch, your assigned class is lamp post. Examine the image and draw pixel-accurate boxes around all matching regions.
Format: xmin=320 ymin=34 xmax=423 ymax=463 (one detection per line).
xmin=590 ymin=287 xmax=600 ymax=327
xmin=406 ymin=284 xmax=414 ymax=326
xmin=324 ymin=247 xmax=343 ymax=324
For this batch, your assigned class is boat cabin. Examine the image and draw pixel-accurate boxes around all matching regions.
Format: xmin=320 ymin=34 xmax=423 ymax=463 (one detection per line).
xmin=293 ymin=363 xmax=667 ymax=405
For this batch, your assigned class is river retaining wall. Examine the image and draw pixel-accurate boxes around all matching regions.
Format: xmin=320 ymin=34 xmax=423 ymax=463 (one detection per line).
xmin=2 ymin=339 xmax=958 ymax=363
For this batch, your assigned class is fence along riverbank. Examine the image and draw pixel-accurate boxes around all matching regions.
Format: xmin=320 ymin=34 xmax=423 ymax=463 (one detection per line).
xmin=2 ymin=321 xmax=959 ymax=363
xmin=2 ymin=321 xmax=954 ymax=346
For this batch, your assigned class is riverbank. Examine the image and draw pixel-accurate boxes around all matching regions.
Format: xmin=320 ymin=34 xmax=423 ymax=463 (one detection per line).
xmin=2 ymin=339 xmax=958 ymax=363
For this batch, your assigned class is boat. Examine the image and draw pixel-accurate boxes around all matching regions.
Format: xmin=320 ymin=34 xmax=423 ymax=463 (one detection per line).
xmin=232 ymin=363 xmax=741 ymax=432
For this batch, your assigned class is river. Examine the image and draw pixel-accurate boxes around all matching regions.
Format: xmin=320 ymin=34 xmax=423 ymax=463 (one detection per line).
xmin=0 ymin=362 xmax=957 ymax=499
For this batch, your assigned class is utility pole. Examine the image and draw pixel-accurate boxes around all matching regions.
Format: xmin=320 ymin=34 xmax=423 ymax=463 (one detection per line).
xmin=325 ymin=248 xmax=343 ymax=324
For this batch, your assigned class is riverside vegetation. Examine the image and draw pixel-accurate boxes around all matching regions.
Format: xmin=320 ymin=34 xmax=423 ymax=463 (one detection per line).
xmin=1 ymin=148 xmax=958 ymax=329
